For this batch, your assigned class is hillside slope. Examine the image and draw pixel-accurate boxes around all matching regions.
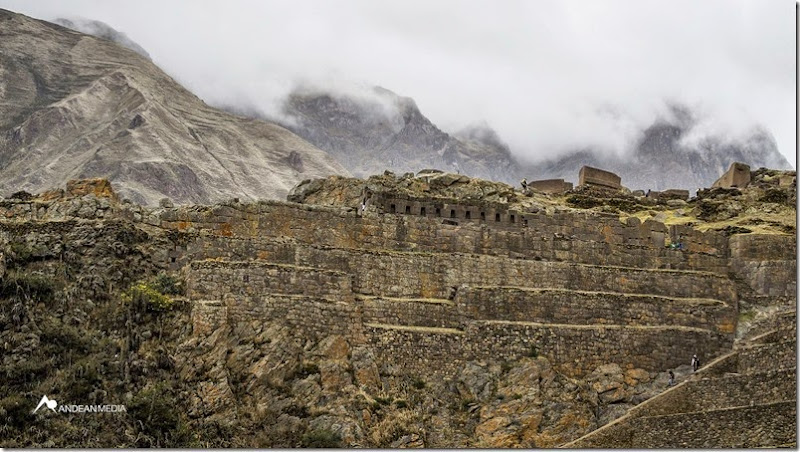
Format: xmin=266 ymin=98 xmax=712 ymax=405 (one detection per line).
xmin=0 ymin=9 xmax=348 ymax=205
xmin=280 ymin=86 xmax=522 ymax=184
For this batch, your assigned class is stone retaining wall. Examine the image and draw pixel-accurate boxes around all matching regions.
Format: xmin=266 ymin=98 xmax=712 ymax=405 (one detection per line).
xmin=357 ymin=296 xmax=461 ymax=329
xmin=455 ymin=287 xmax=735 ymax=333
xmin=613 ymin=368 xmax=795 ymax=419
xmin=572 ymin=401 xmax=796 ymax=448
xmin=628 ymin=402 xmax=796 ymax=448
xmin=157 ymin=201 xmax=730 ymax=274
xmin=736 ymin=340 xmax=796 ymax=374
xmin=185 ymin=260 xmax=353 ymax=302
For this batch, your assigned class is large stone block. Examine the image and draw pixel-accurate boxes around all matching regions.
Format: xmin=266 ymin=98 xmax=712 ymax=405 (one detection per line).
xmin=712 ymin=162 xmax=751 ymax=188
xmin=528 ymin=178 xmax=573 ymax=194
xmin=578 ymin=166 xmax=622 ymax=190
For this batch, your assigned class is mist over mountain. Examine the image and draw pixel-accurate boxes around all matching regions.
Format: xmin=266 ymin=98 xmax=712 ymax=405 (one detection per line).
xmin=267 ymin=84 xmax=790 ymax=191
xmin=0 ymin=9 xmax=347 ymax=205
xmin=278 ymin=85 xmax=522 ymax=183
xmin=53 ymin=17 xmax=151 ymax=60
xmin=527 ymin=109 xmax=791 ymax=191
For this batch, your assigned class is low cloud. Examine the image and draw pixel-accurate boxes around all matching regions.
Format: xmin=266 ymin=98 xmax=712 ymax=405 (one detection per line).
xmin=1 ymin=0 xmax=794 ymax=166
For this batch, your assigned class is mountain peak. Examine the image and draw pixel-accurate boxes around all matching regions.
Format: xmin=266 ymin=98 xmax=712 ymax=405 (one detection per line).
xmin=52 ymin=17 xmax=151 ymax=60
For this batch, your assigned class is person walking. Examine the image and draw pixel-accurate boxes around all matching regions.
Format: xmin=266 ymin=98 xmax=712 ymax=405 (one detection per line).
xmin=691 ymin=354 xmax=700 ymax=372
xmin=668 ymin=370 xmax=675 ymax=386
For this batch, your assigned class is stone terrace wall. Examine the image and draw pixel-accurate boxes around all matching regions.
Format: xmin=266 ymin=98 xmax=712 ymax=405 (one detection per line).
xmin=226 ymin=294 xmax=365 ymax=342
xmin=456 ymin=287 xmax=736 ymax=333
xmin=157 ymin=201 xmax=730 ymax=274
xmin=164 ymin=235 xmax=737 ymax=302
xmin=628 ymin=402 xmax=796 ymax=448
xmin=736 ymin=340 xmax=796 ymax=374
xmin=573 ymin=402 xmax=796 ymax=448
xmin=357 ymin=296 xmax=461 ymax=329
xmin=291 ymin=247 xmax=737 ymax=302
xmin=615 ymin=368 xmax=795 ymax=419
xmin=365 ymin=322 xmax=731 ymax=378
xmin=185 ymin=260 xmax=353 ymax=302
xmin=729 ymin=234 xmax=797 ymax=299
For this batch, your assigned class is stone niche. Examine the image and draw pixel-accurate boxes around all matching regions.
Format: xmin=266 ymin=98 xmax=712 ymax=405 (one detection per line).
xmin=578 ymin=166 xmax=622 ymax=190
xmin=528 ymin=178 xmax=574 ymax=194
xmin=712 ymin=162 xmax=751 ymax=189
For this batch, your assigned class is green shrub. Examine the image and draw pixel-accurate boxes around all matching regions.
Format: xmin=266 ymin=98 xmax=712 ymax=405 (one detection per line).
xmin=394 ymin=399 xmax=408 ymax=409
xmin=129 ymin=384 xmax=182 ymax=438
xmin=527 ymin=345 xmax=539 ymax=358
xmin=0 ymin=271 xmax=55 ymax=302
xmin=150 ymin=272 xmax=183 ymax=296
xmin=122 ymin=282 xmax=175 ymax=312
xmin=374 ymin=396 xmax=392 ymax=406
xmin=301 ymin=428 xmax=342 ymax=448
xmin=411 ymin=376 xmax=426 ymax=390
xmin=0 ymin=394 xmax=30 ymax=429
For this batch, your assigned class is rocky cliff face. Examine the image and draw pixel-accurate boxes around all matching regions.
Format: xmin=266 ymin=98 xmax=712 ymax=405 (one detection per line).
xmin=0 ymin=9 xmax=348 ymax=206
xmin=280 ymin=86 xmax=522 ymax=184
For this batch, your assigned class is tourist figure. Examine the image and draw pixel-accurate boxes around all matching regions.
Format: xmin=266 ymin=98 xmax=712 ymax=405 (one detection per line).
xmin=691 ymin=354 xmax=700 ymax=372
xmin=668 ymin=370 xmax=675 ymax=386
xmin=520 ymin=178 xmax=528 ymax=192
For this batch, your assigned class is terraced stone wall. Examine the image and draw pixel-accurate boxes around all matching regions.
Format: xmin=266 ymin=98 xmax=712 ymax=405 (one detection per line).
xmin=572 ymin=402 xmax=796 ymax=448
xmin=729 ymin=234 xmax=797 ymax=299
xmin=612 ymin=368 xmax=795 ymax=419
xmin=455 ymin=287 xmax=736 ymax=333
xmin=157 ymin=201 xmax=730 ymax=274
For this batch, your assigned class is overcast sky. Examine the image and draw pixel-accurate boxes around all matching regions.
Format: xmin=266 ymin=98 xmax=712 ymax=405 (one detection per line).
xmin=1 ymin=0 xmax=795 ymax=166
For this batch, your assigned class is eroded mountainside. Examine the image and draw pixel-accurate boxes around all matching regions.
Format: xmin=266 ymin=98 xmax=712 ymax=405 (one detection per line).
xmin=275 ymin=86 xmax=791 ymax=191
xmin=280 ymin=86 xmax=521 ymax=184
xmin=0 ymin=9 xmax=348 ymax=206
xmin=534 ymin=116 xmax=791 ymax=192
xmin=0 ymin=166 xmax=794 ymax=447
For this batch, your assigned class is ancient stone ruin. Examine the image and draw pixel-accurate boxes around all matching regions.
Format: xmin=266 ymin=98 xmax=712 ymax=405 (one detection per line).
xmin=578 ymin=166 xmax=622 ymax=191
xmin=712 ymin=162 xmax=752 ymax=189
xmin=527 ymin=178 xmax=574 ymax=194
xmin=0 ymin=172 xmax=795 ymax=448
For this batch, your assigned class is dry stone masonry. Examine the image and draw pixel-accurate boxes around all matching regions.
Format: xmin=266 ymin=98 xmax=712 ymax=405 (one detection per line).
xmin=0 ymin=170 xmax=795 ymax=447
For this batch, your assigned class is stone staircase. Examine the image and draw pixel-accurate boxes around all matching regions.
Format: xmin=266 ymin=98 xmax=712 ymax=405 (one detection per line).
xmin=564 ymin=308 xmax=797 ymax=448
